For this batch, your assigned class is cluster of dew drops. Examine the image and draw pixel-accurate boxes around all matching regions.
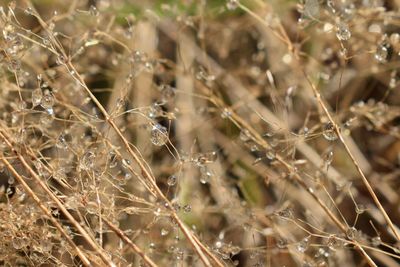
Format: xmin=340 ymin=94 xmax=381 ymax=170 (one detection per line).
xmin=1 ymin=0 xmax=399 ymax=266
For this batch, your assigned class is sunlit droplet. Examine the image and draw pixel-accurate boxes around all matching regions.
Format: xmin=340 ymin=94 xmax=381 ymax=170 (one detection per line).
xmin=183 ymin=204 xmax=191 ymax=213
xmin=239 ymin=129 xmax=251 ymax=142
xmin=167 ymin=175 xmax=177 ymax=186
xmin=221 ymin=108 xmax=232 ymax=119
xmin=161 ymin=228 xmax=169 ymax=236
xmin=40 ymin=91 xmax=55 ymax=109
xmin=226 ymin=0 xmax=239 ymax=11
xmin=371 ymin=236 xmax=381 ymax=247
xmin=346 ymin=227 xmax=359 ymax=240
xmin=322 ymin=122 xmax=338 ymax=141
xmin=265 ymin=149 xmax=276 ymax=160
xmin=296 ymin=236 xmax=310 ymax=253
xmin=89 ymin=5 xmax=99 ymax=16
xmin=150 ymin=124 xmax=168 ymax=146
xmin=31 ymin=88 xmax=42 ymax=107
xmin=159 ymin=84 xmax=176 ymax=103
xmin=375 ymin=44 xmax=388 ymax=63
xmin=199 ymin=166 xmax=213 ymax=184
xmin=80 ymin=151 xmax=96 ymax=170
xmin=336 ymin=24 xmax=351 ymax=41
xmin=56 ymin=134 xmax=68 ymax=149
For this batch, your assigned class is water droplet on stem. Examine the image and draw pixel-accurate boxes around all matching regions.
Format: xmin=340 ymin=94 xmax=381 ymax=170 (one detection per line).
xmin=323 ymin=122 xmax=338 ymax=141
xmin=150 ymin=124 xmax=168 ymax=146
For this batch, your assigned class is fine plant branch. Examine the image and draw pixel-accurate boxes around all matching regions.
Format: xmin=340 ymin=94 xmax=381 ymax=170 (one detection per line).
xmin=0 ymin=155 xmax=93 ymax=267
xmin=102 ymin=219 xmax=159 ymax=267
xmin=303 ymin=71 xmax=400 ymax=241
xmin=65 ymin=62 xmax=220 ymax=267
xmin=158 ymin=20 xmax=385 ymax=265
xmin=1 ymin=1 xmax=400 ymax=266
xmin=0 ymin=129 xmax=116 ymax=267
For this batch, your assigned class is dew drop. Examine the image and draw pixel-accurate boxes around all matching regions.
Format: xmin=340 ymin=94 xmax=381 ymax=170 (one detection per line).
xmin=221 ymin=108 xmax=232 ymax=119
xmin=265 ymin=149 xmax=276 ymax=160
xmin=326 ymin=235 xmax=341 ymax=251
xmin=161 ymin=228 xmax=169 ymax=236
xmin=390 ymin=33 xmax=400 ymax=44
xmin=195 ymin=151 xmax=218 ymax=165
xmin=159 ymin=84 xmax=176 ymax=103
xmin=183 ymin=204 xmax=191 ymax=213
xmin=85 ymin=38 xmax=99 ymax=47
xmin=336 ymin=23 xmax=351 ymax=41
xmin=371 ymin=236 xmax=381 ymax=247
xmin=56 ymin=134 xmax=68 ymax=149
xmin=40 ymin=240 xmax=53 ymax=252
xmin=122 ymin=158 xmax=131 ymax=168
xmin=8 ymin=59 xmax=21 ymax=71
xmin=115 ymin=98 xmax=125 ymax=112
xmin=322 ymin=122 xmax=338 ymax=141
xmin=226 ymin=0 xmax=239 ymax=10
xmin=276 ymin=207 xmax=294 ymax=220
xmin=239 ymin=129 xmax=251 ymax=142
xmin=52 ymin=208 xmax=60 ymax=216
xmin=252 ymin=157 xmax=263 ymax=165
xmin=150 ymin=124 xmax=168 ymax=146
xmin=24 ymin=7 xmax=33 ymax=15
xmin=56 ymin=55 xmax=67 ymax=65
xmin=80 ymin=151 xmax=96 ymax=170
xmin=12 ymin=238 xmax=25 ymax=249
xmin=89 ymin=5 xmax=99 ymax=16
xmin=86 ymin=201 xmax=98 ymax=214
xmin=42 ymin=36 xmax=50 ymax=46
xmin=199 ymin=166 xmax=213 ymax=184
xmin=326 ymin=0 xmax=336 ymax=13
xmin=167 ymin=175 xmax=177 ymax=186
xmin=375 ymin=44 xmax=388 ymax=63
xmin=268 ymin=136 xmax=279 ymax=148
xmin=277 ymin=238 xmax=287 ymax=249
xmin=31 ymin=88 xmax=42 ymax=106
xmin=124 ymin=172 xmax=132 ymax=181
xmin=16 ymin=100 xmax=27 ymax=111
xmin=144 ymin=61 xmax=154 ymax=72
xmin=296 ymin=236 xmax=310 ymax=253
xmin=6 ymin=187 xmax=13 ymax=196
xmin=339 ymin=47 xmax=348 ymax=58
xmin=148 ymin=103 xmax=163 ymax=118
xmin=48 ymin=22 xmax=55 ymax=31
xmin=8 ymin=176 xmax=15 ymax=185
xmin=46 ymin=107 xmax=54 ymax=116
xmin=389 ymin=77 xmax=396 ymax=89
xmin=40 ymin=112 xmax=54 ymax=126
xmin=346 ymin=227 xmax=359 ymax=240
xmin=250 ymin=144 xmax=259 ymax=152
xmin=304 ymin=0 xmax=320 ymax=19
xmin=132 ymin=50 xmax=145 ymax=63
xmin=40 ymin=90 xmax=55 ymax=109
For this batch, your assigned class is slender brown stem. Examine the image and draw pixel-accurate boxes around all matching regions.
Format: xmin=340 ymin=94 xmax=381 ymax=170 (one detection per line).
xmin=303 ymin=71 xmax=400 ymax=241
xmin=0 ymin=154 xmax=92 ymax=266
xmin=0 ymin=129 xmax=115 ymax=267
xmin=103 ymin=219 xmax=159 ymax=267
xmin=65 ymin=63 xmax=221 ymax=267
